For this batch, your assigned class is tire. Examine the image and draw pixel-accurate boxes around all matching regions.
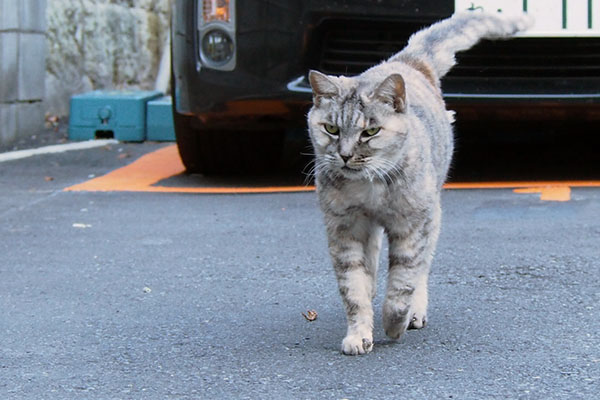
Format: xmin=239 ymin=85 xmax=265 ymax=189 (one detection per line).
xmin=172 ymin=108 xmax=285 ymax=175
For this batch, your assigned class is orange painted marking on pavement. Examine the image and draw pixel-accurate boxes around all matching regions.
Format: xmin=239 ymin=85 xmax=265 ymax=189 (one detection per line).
xmin=446 ymin=181 xmax=600 ymax=202
xmin=64 ymin=145 xmax=316 ymax=194
xmin=65 ymin=144 xmax=600 ymax=196
xmin=444 ymin=181 xmax=600 ymax=189
xmin=513 ymin=186 xmax=572 ymax=202
xmin=65 ymin=145 xmax=185 ymax=192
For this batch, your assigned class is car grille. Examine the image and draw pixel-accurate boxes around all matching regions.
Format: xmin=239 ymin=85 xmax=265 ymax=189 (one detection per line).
xmin=316 ymin=19 xmax=600 ymax=79
xmin=316 ymin=19 xmax=422 ymax=75
xmin=452 ymin=38 xmax=600 ymax=78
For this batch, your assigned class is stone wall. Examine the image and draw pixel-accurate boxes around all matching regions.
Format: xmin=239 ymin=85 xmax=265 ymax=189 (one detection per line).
xmin=0 ymin=0 xmax=47 ymax=145
xmin=45 ymin=0 xmax=172 ymax=117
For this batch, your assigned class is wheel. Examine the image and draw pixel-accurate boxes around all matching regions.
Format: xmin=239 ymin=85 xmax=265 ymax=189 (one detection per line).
xmin=172 ymin=107 xmax=285 ymax=175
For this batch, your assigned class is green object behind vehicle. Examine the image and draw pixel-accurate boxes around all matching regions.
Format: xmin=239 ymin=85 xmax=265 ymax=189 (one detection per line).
xmin=69 ymin=90 xmax=162 ymax=141
xmin=146 ymin=96 xmax=175 ymax=142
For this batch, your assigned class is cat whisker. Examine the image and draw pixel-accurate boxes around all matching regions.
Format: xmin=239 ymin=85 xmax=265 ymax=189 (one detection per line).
xmin=363 ymin=165 xmax=374 ymax=182
xmin=367 ymin=163 xmax=394 ymax=196
xmin=307 ymin=159 xmax=328 ymax=177
xmin=375 ymin=158 xmax=407 ymax=184
xmin=302 ymin=157 xmax=320 ymax=175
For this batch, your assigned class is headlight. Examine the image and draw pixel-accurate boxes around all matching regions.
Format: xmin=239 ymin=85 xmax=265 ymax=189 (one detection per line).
xmin=198 ymin=0 xmax=236 ymax=71
xmin=202 ymin=29 xmax=234 ymax=64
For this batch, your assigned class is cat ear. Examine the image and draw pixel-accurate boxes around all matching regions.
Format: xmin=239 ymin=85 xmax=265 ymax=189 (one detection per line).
xmin=309 ymin=70 xmax=339 ymax=102
xmin=373 ymin=74 xmax=406 ymax=113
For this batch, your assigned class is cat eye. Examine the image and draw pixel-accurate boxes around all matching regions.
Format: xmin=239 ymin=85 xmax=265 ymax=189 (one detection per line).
xmin=362 ymin=127 xmax=381 ymax=137
xmin=324 ymin=124 xmax=340 ymax=135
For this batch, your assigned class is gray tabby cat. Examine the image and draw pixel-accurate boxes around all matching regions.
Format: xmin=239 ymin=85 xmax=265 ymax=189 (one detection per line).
xmin=307 ymin=11 xmax=532 ymax=355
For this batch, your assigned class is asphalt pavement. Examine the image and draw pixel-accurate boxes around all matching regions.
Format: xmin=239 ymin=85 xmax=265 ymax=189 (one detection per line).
xmin=0 ymin=136 xmax=599 ymax=399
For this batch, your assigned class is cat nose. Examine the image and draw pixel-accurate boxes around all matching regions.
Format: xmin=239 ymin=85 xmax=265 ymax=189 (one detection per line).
xmin=340 ymin=154 xmax=352 ymax=163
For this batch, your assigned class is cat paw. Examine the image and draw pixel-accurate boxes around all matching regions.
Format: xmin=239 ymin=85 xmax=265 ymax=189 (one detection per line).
xmin=383 ymin=303 xmax=410 ymax=340
xmin=408 ymin=287 xmax=428 ymax=330
xmin=341 ymin=335 xmax=373 ymax=355
xmin=408 ymin=313 xmax=427 ymax=330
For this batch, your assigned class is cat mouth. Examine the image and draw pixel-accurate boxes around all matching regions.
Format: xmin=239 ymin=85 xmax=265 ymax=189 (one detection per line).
xmin=340 ymin=165 xmax=364 ymax=176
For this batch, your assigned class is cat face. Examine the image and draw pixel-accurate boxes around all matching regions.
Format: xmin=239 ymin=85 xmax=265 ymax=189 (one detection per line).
xmin=308 ymin=71 xmax=410 ymax=181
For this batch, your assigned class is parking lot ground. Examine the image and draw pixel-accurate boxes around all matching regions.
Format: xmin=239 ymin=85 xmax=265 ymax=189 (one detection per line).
xmin=1 ymin=132 xmax=599 ymax=399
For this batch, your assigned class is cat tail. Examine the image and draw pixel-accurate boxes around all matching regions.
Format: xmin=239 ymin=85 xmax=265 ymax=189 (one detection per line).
xmin=391 ymin=11 xmax=533 ymax=80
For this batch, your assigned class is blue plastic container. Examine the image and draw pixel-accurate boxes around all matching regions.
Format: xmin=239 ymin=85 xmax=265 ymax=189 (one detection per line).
xmin=68 ymin=90 xmax=162 ymax=141
xmin=146 ymin=96 xmax=175 ymax=141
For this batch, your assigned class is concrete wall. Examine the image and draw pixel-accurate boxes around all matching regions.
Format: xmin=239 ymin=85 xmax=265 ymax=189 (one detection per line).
xmin=0 ymin=0 xmax=46 ymax=146
xmin=45 ymin=0 xmax=172 ymax=117
xmin=0 ymin=0 xmax=171 ymax=146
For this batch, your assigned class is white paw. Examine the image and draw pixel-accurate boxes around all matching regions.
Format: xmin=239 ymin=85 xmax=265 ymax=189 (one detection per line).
xmin=341 ymin=335 xmax=373 ymax=355
xmin=408 ymin=312 xmax=427 ymax=330
xmin=408 ymin=289 xmax=428 ymax=330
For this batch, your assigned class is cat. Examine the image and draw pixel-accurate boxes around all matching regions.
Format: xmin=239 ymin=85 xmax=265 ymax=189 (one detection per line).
xmin=307 ymin=11 xmax=532 ymax=355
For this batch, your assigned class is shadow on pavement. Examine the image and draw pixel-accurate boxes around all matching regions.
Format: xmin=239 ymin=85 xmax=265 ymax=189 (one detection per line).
xmin=156 ymin=121 xmax=599 ymax=188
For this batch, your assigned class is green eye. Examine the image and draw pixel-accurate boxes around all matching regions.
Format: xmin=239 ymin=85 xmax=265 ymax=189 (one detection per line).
xmin=363 ymin=127 xmax=381 ymax=136
xmin=324 ymin=124 xmax=340 ymax=135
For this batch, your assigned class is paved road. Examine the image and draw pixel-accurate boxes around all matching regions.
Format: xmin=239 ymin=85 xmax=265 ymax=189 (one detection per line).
xmin=1 ymin=142 xmax=599 ymax=399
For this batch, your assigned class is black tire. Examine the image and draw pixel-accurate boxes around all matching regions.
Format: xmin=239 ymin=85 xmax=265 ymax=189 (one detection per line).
xmin=172 ymin=108 xmax=285 ymax=175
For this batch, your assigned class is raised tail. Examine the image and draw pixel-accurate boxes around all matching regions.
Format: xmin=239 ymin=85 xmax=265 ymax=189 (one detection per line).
xmin=391 ymin=11 xmax=533 ymax=79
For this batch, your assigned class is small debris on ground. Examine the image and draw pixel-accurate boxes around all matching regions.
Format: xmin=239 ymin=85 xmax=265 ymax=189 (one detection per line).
xmin=302 ymin=310 xmax=318 ymax=321
xmin=44 ymin=114 xmax=60 ymax=131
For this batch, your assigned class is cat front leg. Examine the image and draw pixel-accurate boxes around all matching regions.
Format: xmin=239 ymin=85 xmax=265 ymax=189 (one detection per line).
xmin=326 ymin=217 xmax=378 ymax=355
xmin=365 ymin=225 xmax=384 ymax=300
xmin=337 ymin=266 xmax=374 ymax=355
xmin=383 ymin=208 xmax=440 ymax=339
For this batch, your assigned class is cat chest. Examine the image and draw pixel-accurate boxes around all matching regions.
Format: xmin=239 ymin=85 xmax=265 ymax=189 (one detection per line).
xmin=323 ymin=181 xmax=404 ymax=223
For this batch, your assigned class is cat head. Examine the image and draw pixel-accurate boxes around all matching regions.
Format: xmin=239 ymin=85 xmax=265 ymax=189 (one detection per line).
xmin=307 ymin=70 xmax=410 ymax=181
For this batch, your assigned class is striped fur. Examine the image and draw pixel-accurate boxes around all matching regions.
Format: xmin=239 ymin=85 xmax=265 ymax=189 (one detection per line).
xmin=391 ymin=11 xmax=533 ymax=79
xmin=307 ymin=12 xmax=531 ymax=355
